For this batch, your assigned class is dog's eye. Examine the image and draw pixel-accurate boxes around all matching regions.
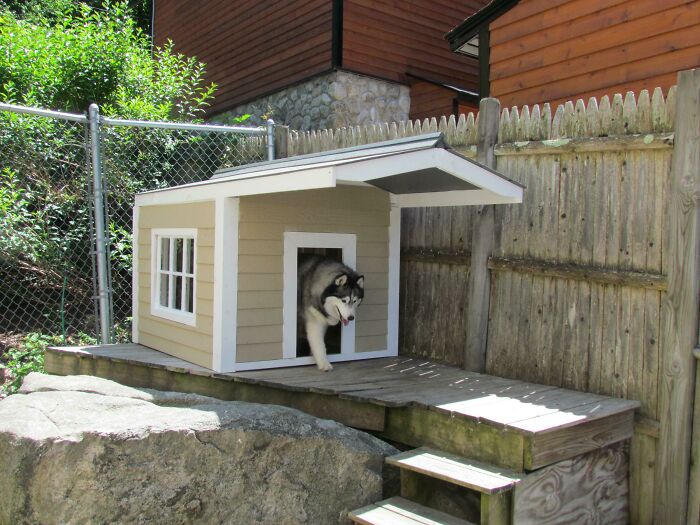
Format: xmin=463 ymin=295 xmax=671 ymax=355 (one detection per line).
xmin=342 ymin=297 xmax=350 ymax=304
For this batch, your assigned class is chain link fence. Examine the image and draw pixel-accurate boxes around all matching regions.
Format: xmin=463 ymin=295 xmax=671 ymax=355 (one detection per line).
xmin=0 ymin=107 xmax=94 ymax=348
xmin=0 ymin=102 xmax=268 ymax=349
xmin=100 ymin=114 xmax=268 ymax=337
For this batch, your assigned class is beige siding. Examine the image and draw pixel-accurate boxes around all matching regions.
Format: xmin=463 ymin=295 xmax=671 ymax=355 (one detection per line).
xmin=237 ymin=186 xmax=391 ymax=362
xmin=137 ymin=201 xmax=215 ymax=369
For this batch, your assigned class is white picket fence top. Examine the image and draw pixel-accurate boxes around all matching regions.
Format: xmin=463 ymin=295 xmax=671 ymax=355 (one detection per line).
xmin=288 ymin=86 xmax=676 ymax=156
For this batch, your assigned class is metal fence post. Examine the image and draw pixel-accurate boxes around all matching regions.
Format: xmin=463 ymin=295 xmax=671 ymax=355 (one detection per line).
xmin=267 ymin=119 xmax=275 ymax=161
xmin=88 ymin=103 xmax=113 ymax=344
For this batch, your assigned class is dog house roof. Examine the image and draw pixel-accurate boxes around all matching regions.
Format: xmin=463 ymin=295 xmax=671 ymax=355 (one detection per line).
xmin=135 ymin=133 xmax=523 ymax=208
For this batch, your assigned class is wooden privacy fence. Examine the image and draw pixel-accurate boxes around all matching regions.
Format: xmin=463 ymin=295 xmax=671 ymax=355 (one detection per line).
xmin=283 ymin=71 xmax=700 ymax=525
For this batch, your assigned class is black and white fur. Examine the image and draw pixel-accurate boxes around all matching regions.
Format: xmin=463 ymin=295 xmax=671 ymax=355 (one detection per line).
xmin=298 ymin=256 xmax=364 ymax=371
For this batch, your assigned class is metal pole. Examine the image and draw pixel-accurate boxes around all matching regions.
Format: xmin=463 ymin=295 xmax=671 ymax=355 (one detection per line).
xmin=88 ymin=103 xmax=112 ymax=344
xmin=267 ymin=119 xmax=275 ymax=161
xmin=100 ymin=116 xmax=264 ymax=134
xmin=0 ymin=102 xmax=88 ymax=122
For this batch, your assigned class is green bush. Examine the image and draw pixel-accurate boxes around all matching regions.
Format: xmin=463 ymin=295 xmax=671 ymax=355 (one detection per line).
xmin=0 ymin=1 xmax=215 ymax=119
xmin=1 ymin=332 xmax=99 ymax=394
xmin=0 ymin=1 xmax=231 ymax=335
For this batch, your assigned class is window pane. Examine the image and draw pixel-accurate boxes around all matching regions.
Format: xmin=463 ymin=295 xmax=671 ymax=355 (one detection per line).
xmin=185 ymin=277 xmax=194 ymax=313
xmin=175 ymin=238 xmax=183 ymax=272
xmin=187 ymin=238 xmax=195 ymax=274
xmin=159 ymin=272 xmax=168 ymax=307
xmin=160 ymin=237 xmax=170 ymax=270
xmin=174 ymin=275 xmax=182 ymax=310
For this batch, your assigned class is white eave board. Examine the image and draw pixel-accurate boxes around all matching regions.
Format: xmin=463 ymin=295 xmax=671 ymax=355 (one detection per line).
xmin=333 ymin=148 xmax=523 ymax=207
xmin=134 ymin=133 xmax=523 ymax=208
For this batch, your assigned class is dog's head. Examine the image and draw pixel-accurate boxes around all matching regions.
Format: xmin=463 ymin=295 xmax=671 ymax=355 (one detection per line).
xmin=323 ymin=273 xmax=364 ymax=326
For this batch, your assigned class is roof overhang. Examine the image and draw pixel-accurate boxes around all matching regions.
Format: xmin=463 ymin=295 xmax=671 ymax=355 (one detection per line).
xmin=445 ymin=0 xmax=520 ymax=53
xmin=135 ymin=133 xmax=523 ymax=208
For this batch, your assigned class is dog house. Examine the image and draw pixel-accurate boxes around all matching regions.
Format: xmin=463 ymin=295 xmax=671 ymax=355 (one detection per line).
xmin=132 ymin=133 xmax=523 ymax=372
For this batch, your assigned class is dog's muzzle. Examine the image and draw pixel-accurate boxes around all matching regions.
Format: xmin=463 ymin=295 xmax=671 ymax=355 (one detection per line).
xmin=337 ymin=307 xmax=354 ymax=326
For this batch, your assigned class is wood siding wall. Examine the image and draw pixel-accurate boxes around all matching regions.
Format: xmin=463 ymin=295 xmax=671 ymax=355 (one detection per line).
xmin=409 ymin=81 xmax=457 ymax=121
xmin=488 ymin=0 xmax=700 ymax=108
xmin=136 ymin=201 xmax=216 ymax=369
xmin=342 ymin=0 xmax=484 ymax=92
xmin=457 ymin=100 xmax=480 ymax=117
xmin=236 ymin=187 xmax=391 ymax=363
xmin=153 ymin=0 xmax=333 ymax=115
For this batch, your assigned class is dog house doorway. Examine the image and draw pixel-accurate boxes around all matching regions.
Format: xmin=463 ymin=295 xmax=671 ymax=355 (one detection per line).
xmin=296 ymin=247 xmax=343 ymax=357
xmin=282 ymin=232 xmax=357 ymax=360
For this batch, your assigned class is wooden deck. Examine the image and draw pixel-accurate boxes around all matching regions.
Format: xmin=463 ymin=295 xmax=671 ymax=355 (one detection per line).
xmin=45 ymin=344 xmax=639 ymax=472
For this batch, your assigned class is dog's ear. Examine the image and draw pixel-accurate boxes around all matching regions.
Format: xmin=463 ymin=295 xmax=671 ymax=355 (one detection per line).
xmin=335 ymin=274 xmax=348 ymax=286
xmin=356 ymin=275 xmax=364 ymax=288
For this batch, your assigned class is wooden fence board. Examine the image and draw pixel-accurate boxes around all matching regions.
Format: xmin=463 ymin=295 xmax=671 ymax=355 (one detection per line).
xmin=655 ymin=68 xmax=700 ymax=525
xmin=526 ymin=275 xmax=545 ymax=384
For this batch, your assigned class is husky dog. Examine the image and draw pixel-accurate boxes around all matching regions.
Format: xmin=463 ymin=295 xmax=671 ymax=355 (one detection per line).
xmin=298 ymin=256 xmax=364 ymax=371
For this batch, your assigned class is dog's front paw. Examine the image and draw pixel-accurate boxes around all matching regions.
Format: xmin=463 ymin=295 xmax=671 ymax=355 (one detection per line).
xmin=317 ymin=360 xmax=334 ymax=372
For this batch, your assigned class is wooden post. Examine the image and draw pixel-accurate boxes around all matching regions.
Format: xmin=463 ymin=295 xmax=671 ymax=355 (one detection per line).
xmin=274 ymin=125 xmax=289 ymax=159
xmin=480 ymin=492 xmax=510 ymax=525
xmin=655 ymin=68 xmax=700 ymax=524
xmin=464 ymin=97 xmax=500 ymax=371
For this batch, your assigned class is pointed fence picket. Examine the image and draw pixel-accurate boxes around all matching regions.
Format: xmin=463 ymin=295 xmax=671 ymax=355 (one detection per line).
xmin=287 ymin=87 xmax=675 ymax=155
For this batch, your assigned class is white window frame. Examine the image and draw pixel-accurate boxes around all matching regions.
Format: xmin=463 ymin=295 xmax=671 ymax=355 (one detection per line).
xmin=150 ymin=228 xmax=197 ymax=326
xmin=282 ymin=232 xmax=357 ymax=360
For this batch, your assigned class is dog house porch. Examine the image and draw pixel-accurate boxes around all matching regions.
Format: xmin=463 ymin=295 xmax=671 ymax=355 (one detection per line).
xmin=46 ymin=344 xmax=638 ymax=524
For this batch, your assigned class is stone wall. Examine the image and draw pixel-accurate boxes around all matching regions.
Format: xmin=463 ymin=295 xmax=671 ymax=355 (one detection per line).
xmin=216 ymin=70 xmax=410 ymax=131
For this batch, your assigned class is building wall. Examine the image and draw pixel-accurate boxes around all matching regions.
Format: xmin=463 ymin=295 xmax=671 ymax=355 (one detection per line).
xmin=236 ymin=186 xmax=391 ymax=363
xmin=489 ymin=0 xmax=700 ymax=108
xmin=342 ymin=0 xmax=484 ymax=91
xmin=136 ymin=201 xmax=215 ymax=369
xmin=217 ymin=70 xmax=410 ymax=131
xmin=154 ymin=0 xmax=487 ymax=122
xmin=153 ymin=0 xmax=333 ymax=115
xmin=457 ymin=99 xmax=480 ymax=117
xmin=409 ymin=80 xmax=464 ymax=121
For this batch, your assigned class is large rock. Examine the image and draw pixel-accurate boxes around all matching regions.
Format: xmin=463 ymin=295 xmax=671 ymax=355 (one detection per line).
xmin=0 ymin=373 xmax=397 ymax=524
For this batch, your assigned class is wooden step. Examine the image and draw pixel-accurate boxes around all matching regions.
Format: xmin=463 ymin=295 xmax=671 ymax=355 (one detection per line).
xmin=349 ymin=497 xmax=476 ymax=525
xmin=386 ymin=448 xmax=521 ymax=494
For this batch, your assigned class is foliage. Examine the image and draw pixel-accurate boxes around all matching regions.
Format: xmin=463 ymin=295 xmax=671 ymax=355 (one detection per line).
xmin=1 ymin=334 xmax=47 ymax=394
xmin=2 ymin=0 xmax=152 ymax=34
xmin=0 ymin=1 xmax=231 ymax=336
xmin=0 ymin=167 xmax=89 ymax=267
xmin=1 ymin=332 xmax=99 ymax=394
xmin=0 ymin=332 xmax=96 ymax=394
xmin=0 ymin=168 xmax=46 ymax=262
xmin=0 ymin=1 xmax=215 ymax=119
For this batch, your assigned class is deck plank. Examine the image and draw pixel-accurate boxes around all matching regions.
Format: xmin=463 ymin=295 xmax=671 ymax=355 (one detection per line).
xmin=451 ymin=388 xmax=611 ymax=426
xmin=512 ymin=397 xmax=640 ymax=434
xmin=350 ymin=497 xmax=475 ymax=525
xmin=387 ymin=448 xmax=521 ymax=494
xmin=427 ymin=382 xmax=560 ymax=416
xmin=341 ymin=373 xmax=521 ymax=406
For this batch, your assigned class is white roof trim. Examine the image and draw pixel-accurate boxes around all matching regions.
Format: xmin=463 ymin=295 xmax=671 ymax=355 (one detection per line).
xmin=210 ymin=136 xmax=442 ymax=180
xmin=135 ymin=143 xmax=523 ymax=208
xmin=334 ymin=148 xmax=522 ymax=205
xmin=135 ymin=167 xmax=335 ymax=206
